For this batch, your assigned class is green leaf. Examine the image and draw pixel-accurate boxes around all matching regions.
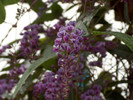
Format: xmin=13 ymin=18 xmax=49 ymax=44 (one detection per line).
xmin=76 ymin=21 xmax=89 ymax=36
xmin=83 ymin=7 xmax=101 ymax=26
xmin=2 ymin=64 xmax=22 ymax=71
xmin=2 ymin=91 xmax=11 ymax=100
xmin=1 ymin=0 xmax=19 ymax=6
xmin=41 ymin=57 xmax=58 ymax=72
xmin=0 ymin=74 xmax=8 ymax=79
xmin=12 ymin=45 xmax=56 ymax=99
xmin=33 ymin=2 xmax=63 ymax=24
xmin=93 ymin=7 xmax=107 ymax=25
xmin=105 ymin=90 xmax=126 ymax=100
xmin=2 ymin=66 xmax=13 ymax=71
xmin=19 ymin=67 xmax=43 ymax=95
xmin=98 ymin=23 xmax=111 ymax=31
xmin=94 ymin=71 xmax=112 ymax=87
xmin=65 ymin=4 xmax=78 ymax=12
xmin=0 ymin=56 xmax=9 ymax=58
xmin=51 ymin=2 xmax=63 ymax=19
xmin=124 ymin=2 xmax=131 ymax=24
xmin=107 ymin=80 xmax=133 ymax=87
xmin=93 ymin=31 xmax=133 ymax=52
xmin=33 ymin=13 xmax=55 ymax=24
xmin=9 ymin=39 xmax=20 ymax=45
xmin=25 ymin=0 xmax=44 ymax=12
xmin=76 ymin=7 xmax=101 ymax=36
xmin=0 ymin=0 xmax=6 ymax=24
xmin=109 ymin=44 xmax=133 ymax=59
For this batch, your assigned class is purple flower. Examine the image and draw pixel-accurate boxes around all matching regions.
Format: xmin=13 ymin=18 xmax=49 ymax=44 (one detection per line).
xmin=0 ymin=45 xmax=11 ymax=55
xmin=105 ymin=41 xmax=117 ymax=50
xmin=44 ymin=18 xmax=66 ymax=37
xmin=53 ymin=21 xmax=86 ymax=98
xmin=9 ymin=65 xmax=26 ymax=78
xmin=33 ymin=82 xmax=45 ymax=97
xmin=0 ymin=79 xmax=16 ymax=99
xmin=81 ymin=84 xmax=102 ymax=100
xmin=89 ymin=61 xmax=102 ymax=66
xmin=91 ymin=41 xmax=106 ymax=57
xmin=20 ymin=24 xmax=41 ymax=60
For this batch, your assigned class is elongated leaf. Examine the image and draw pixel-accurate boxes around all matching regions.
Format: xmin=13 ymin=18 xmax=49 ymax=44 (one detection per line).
xmin=2 ymin=91 xmax=11 ymax=100
xmin=76 ymin=21 xmax=89 ymax=36
xmin=1 ymin=0 xmax=19 ymax=6
xmin=124 ymin=2 xmax=130 ymax=24
xmin=0 ymin=0 xmax=5 ymax=24
xmin=93 ymin=7 xmax=107 ymax=24
xmin=94 ymin=71 xmax=112 ymax=88
xmin=108 ymin=80 xmax=133 ymax=87
xmin=12 ymin=45 xmax=56 ymax=99
xmin=33 ymin=2 xmax=63 ymax=24
xmin=9 ymin=39 xmax=20 ymax=45
xmin=105 ymin=90 xmax=126 ymax=100
xmin=65 ymin=4 xmax=78 ymax=12
xmin=93 ymin=31 xmax=133 ymax=52
xmin=51 ymin=2 xmax=63 ymax=18
xmin=33 ymin=13 xmax=55 ymax=24
xmin=76 ymin=7 xmax=100 ymax=36
xmin=25 ymin=0 xmax=44 ymax=12
xmin=83 ymin=7 xmax=101 ymax=26
xmin=19 ymin=67 xmax=43 ymax=95
xmin=109 ymin=44 xmax=133 ymax=59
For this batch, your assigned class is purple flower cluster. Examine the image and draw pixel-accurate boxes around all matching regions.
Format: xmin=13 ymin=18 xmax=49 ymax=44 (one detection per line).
xmin=0 ymin=45 xmax=11 ymax=55
xmin=53 ymin=21 xmax=86 ymax=97
xmin=44 ymin=71 xmax=67 ymax=100
xmin=54 ymin=21 xmax=84 ymax=54
xmin=33 ymin=81 xmax=45 ymax=98
xmin=91 ymin=41 xmax=106 ymax=57
xmin=86 ymin=40 xmax=107 ymax=67
xmin=81 ymin=84 xmax=102 ymax=100
xmin=54 ymin=21 xmax=86 ymax=74
xmin=33 ymin=21 xmax=86 ymax=100
xmin=105 ymin=41 xmax=117 ymax=50
xmin=88 ymin=41 xmax=117 ymax=67
xmin=89 ymin=61 xmax=102 ymax=67
xmin=0 ymin=79 xmax=16 ymax=99
xmin=0 ymin=64 xmax=26 ymax=99
xmin=44 ymin=18 xmax=66 ymax=37
xmin=20 ymin=24 xmax=41 ymax=60
xmin=0 ymin=79 xmax=8 ymax=98
xmin=9 ymin=64 xmax=26 ymax=78
xmin=8 ymin=52 xmax=19 ymax=67
xmin=33 ymin=71 xmax=68 ymax=100
xmin=33 ymin=21 xmax=110 ymax=99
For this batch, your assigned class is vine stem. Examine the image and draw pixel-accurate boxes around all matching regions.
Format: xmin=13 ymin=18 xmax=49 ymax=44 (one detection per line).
xmin=0 ymin=0 xmax=40 ymax=47
xmin=82 ymin=0 xmax=87 ymax=20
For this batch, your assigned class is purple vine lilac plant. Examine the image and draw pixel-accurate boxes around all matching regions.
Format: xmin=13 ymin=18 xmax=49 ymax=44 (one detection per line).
xmin=81 ymin=84 xmax=102 ymax=100
xmin=9 ymin=64 xmax=26 ymax=78
xmin=0 ymin=64 xmax=26 ymax=99
xmin=33 ymin=21 xmax=85 ymax=99
xmin=20 ymin=24 xmax=41 ymax=60
xmin=0 ymin=21 xmax=107 ymax=100
xmin=0 ymin=45 xmax=11 ymax=55
xmin=0 ymin=79 xmax=16 ymax=99
xmin=33 ymin=21 xmax=104 ymax=100
xmin=44 ymin=17 xmax=67 ymax=37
